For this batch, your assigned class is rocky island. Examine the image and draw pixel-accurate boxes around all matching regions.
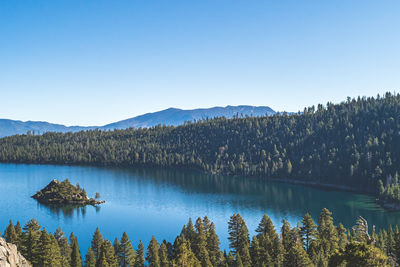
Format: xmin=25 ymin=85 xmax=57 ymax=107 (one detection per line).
xmin=31 ymin=179 xmax=105 ymax=205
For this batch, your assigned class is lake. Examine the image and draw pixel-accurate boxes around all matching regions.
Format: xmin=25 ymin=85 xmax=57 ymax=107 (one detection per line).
xmin=0 ymin=163 xmax=399 ymax=252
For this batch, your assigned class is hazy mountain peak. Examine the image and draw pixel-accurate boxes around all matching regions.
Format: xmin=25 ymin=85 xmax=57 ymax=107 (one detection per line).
xmin=0 ymin=105 xmax=275 ymax=137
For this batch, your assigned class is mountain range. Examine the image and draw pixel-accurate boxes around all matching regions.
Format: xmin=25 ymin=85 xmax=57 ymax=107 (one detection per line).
xmin=0 ymin=105 xmax=275 ymax=138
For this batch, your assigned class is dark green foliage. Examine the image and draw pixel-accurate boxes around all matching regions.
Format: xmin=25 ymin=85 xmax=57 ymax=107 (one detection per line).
xmin=300 ymin=213 xmax=317 ymax=253
xmin=97 ymin=239 xmax=118 ymax=267
xmin=31 ymin=178 xmax=103 ymax=205
xmin=228 ymin=214 xmax=251 ymax=266
xmin=134 ymin=241 xmax=145 ymax=267
xmin=118 ymin=232 xmax=136 ymax=267
xmin=3 ymin=220 xmax=18 ymax=245
xmin=4 ymin=209 xmax=400 ymax=267
xmin=70 ymin=233 xmax=83 ymax=267
xmin=55 ymin=227 xmax=72 ymax=265
xmin=37 ymin=228 xmax=62 ymax=267
xmin=146 ymin=236 xmax=160 ymax=267
xmin=91 ymin=227 xmax=103 ymax=260
xmin=85 ymin=247 xmax=96 ymax=267
xmin=284 ymin=241 xmax=314 ymax=267
xmin=329 ymin=242 xmax=388 ymax=266
xmin=159 ymin=242 xmax=170 ymax=267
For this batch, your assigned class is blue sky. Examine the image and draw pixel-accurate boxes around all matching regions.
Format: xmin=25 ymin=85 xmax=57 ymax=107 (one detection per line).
xmin=1 ymin=1 xmax=399 ymax=126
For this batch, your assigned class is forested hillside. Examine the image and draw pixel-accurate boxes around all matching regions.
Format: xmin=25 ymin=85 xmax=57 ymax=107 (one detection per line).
xmin=1 ymin=93 xmax=399 ymax=199
xmin=1 ymin=210 xmax=394 ymax=266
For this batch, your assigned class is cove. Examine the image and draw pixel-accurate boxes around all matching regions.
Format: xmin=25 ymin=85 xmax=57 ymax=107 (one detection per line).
xmin=0 ymin=163 xmax=398 ymax=251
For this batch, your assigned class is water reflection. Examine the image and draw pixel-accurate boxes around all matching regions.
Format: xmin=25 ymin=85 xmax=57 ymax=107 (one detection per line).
xmin=36 ymin=202 xmax=101 ymax=218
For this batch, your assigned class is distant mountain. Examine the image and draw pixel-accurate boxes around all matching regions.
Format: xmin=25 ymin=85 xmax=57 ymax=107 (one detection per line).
xmin=0 ymin=105 xmax=275 ymax=137
xmin=0 ymin=119 xmax=93 ymax=138
xmin=102 ymin=105 xmax=276 ymax=130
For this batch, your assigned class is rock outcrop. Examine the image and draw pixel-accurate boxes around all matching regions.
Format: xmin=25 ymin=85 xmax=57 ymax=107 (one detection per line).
xmin=0 ymin=237 xmax=30 ymax=267
xmin=32 ymin=179 xmax=105 ymax=205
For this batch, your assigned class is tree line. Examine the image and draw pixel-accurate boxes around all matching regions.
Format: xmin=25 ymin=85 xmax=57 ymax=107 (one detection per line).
xmin=2 ymin=209 xmax=397 ymax=266
xmin=1 ymin=93 xmax=400 ymax=203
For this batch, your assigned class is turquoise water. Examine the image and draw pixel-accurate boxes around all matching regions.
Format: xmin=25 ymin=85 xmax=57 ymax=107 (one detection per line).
xmin=0 ymin=163 xmax=398 ymax=251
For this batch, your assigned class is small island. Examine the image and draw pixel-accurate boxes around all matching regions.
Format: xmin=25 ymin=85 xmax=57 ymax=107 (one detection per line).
xmin=32 ymin=179 xmax=105 ymax=205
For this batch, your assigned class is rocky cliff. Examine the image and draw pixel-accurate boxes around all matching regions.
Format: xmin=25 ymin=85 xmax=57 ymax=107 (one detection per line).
xmin=0 ymin=237 xmax=30 ymax=267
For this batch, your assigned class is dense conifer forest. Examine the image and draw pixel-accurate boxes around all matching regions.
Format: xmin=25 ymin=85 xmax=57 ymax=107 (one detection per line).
xmin=1 ymin=209 xmax=396 ymax=266
xmin=1 ymin=93 xmax=400 ymax=203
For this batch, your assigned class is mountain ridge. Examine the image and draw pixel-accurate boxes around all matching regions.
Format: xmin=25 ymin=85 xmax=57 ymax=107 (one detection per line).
xmin=0 ymin=105 xmax=275 ymax=137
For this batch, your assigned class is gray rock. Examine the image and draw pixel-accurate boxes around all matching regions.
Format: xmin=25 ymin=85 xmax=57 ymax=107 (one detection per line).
xmin=0 ymin=238 xmax=30 ymax=267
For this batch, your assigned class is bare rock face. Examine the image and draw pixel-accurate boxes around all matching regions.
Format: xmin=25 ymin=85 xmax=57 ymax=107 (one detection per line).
xmin=0 ymin=238 xmax=30 ymax=267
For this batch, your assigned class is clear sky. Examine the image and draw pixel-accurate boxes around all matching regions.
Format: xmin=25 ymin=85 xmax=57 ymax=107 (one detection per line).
xmin=1 ymin=1 xmax=399 ymax=126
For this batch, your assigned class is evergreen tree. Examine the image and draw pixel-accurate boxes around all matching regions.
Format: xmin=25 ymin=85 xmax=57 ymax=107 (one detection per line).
xmin=194 ymin=217 xmax=212 ymax=267
xmin=134 ymin=241 xmax=145 ymax=267
xmin=159 ymin=242 xmax=170 ymax=267
xmin=21 ymin=219 xmax=41 ymax=265
xmin=97 ymin=239 xmax=118 ymax=267
xmin=228 ymin=214 xmax=251 ymax=267
xmin=206 ymin=222 xmax=222 ymax=266
xmin=314 ymin=208 xmax=338 ymax=259
xmin=300 ymin=213 xmax=317 ymax=252
xmin=173 ymin=235 xmax=201 ymax=267
xmin=3 ymin=220 xmax=18 ymax=245
xmin=329 ymin=242 xmax=388 ymax=267
xmin=14 ymin=221 xmax=23 ymax=246
xmin=255 ymin=214 xmax=275 ymax=238
xmin=38 ymin=228 xmax=62 ymax=267
xmin=70 ymin=233 xmax=83 ymax=267
xmin=147 ymin=236 xmax=161 ymax=267
xmin=54 ymin=227 xmax=72 ymax=265
xmin=91 ymin=227 xmax=104 ymax=260
xmin=113 ymin=238 xmax=120 ymax=259
xmin=284 ymin=241 xmax=314 ymax=267
xmin=281 ymin=219 xmax=292 ymax=251
xmin=85 ymin=247 xmax=97 ymax=267
xmin=118 ymin=232 xmax=136 ymax=267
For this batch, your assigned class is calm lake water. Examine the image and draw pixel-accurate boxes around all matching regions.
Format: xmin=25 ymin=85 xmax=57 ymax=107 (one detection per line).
xmin=0 ymin=163 xmax=399 ymax=251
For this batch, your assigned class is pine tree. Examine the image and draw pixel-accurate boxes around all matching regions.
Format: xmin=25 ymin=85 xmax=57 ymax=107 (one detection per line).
xmin=113 ymin=238 xmax=120 ymax=259
xmin=284 ymin=242 xmax=314 ymax=267
xmin=255 ymin=214 xmax=275 ymax=238
xmin=316 ymin=208 xmax=338 ymax=257
xmin=92 ymin=227 xmax=104 ymax=260
xmin=250 ymin=236 xmax=263 ymax=267
xmin=159 ymin=242 xmax=170 ymax=267
xmin=118 ymin=232 xmax=136 ymax=267
xmin=97 ymin=239 xmax=118 ymax=267
xmin=54 ymin=227 xmax=72 ymax=265
xmin=38 ymin=228 xmax=62 ymax=267
xmin=21 ymin=219 xmax=41 ymax=265
xmin=329 ymin=242 xmax=388 ymax=267
xmin=207 ymin=222 xmax=222 ymax=266
xmin=134 ymin=241 xmax=145 ymax=267
xmin=300 ymin=213 xmax=317 ymax=252
xmin=236 ymin=253 xmax=244 ymax=267
xmin=194 ymin=217 xmax=212 ymax=267
xmin=3 ymin=220 xmax=18 ymax=245
xmin=281 ymin=219 xmax=292 ymax=251
xmin=70 ymin=233 xmax=83 ymax=267
xmin=226 ymin=252 xmax=235 ymax=266
xmin=85 ymin=247 xmax=97 ymax=267
xmin=172 ymin=235 xmax=201 ymax=267
xmin=147 ymin=236 xmax=161 ymax=267
xmin=337 ymin=223 xmax=348 ymax=249
xmin=14 ymin=221 xmax=23 ymax=246
xmin=228 ymin=214 xmax=251 ymax=267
